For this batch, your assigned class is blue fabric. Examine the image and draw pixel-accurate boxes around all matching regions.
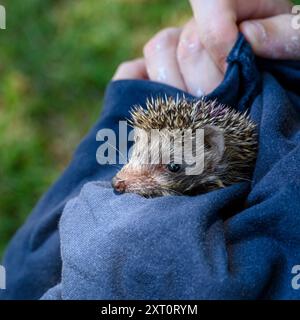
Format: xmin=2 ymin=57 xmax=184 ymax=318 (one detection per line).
xmin=1 ymin=34 xmax=300 ymax=300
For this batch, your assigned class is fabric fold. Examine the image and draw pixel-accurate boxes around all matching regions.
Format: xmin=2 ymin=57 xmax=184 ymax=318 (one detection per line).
xmin=1 ymin=34 xmax=299 ymax=300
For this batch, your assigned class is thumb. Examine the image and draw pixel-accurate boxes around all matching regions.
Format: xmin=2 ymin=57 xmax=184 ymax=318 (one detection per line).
xmin=240 ymin=14 xmax=300 ymax=60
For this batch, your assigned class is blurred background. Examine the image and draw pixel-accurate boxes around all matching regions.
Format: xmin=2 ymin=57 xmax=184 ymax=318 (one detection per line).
xmin=0 ymin=0 xmax=299 ymax=255
xmin=0 ymin=0 xmax=191 ymax=255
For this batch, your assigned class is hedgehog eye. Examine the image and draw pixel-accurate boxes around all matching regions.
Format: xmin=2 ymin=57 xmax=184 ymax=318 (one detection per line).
xmin=166 ymin=163 xmax=181 ymax=173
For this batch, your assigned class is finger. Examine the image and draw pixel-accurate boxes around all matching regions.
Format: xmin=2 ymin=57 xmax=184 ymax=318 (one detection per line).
xmin=189 ymin=0 xmax=292 ymax=72
xmin=113 ymin=58 xmax=148 ymax=80
xmin=236 ymin=0 xmax=291 ymax=20
xmin=240 ymin=14 xmax=300 ymax=60
xmin=177 ymin=20 xmax=223 ymax=96
xmin=189 ymin=0 xmax=238 ymax=72
xmin=143 ymin=27 xmax=187 ymax=90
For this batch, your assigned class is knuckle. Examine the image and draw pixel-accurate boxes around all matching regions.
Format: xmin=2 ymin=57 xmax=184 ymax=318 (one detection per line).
xmin=201 ymin=25 xmax=219 ymax=48
xmin=177 ymin=33 xmax=203 ymax=60
xmin=201 ymin=27 xmax=232 ymax=67
xmin=143 ymin=27 xmax=179 ymax=57
xmin=117 ymin=60 xmax=134 ymax=72
xmin=143 ymin=41 xmax=153 ymax=57
xmin=156 ymin=27 xmax=180 ymax=43
xmin=177 ymin=42 xmax=190 ymax=60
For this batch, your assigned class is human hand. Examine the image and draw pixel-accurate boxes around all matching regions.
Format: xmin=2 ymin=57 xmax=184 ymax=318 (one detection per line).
xmin=189 ymin=0 xmax=297 ymax=73
xmin=113 ymin=20 xmax=223 ymax=96
xmin=113 ymin=0 xmax=299 ymax=96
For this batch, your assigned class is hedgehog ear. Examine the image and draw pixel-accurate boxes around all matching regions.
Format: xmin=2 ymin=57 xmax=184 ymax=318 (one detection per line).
xmin=204 ymin=125 xmax=225 ymax=160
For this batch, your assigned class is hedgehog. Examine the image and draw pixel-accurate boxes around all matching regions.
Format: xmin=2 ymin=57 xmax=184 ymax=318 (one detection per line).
xmin=112 ymin=96 xmax=258 ymax=197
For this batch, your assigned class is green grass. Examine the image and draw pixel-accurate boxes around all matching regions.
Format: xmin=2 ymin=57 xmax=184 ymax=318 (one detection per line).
xmin=0 ymin=0 xmax=299 ymax=256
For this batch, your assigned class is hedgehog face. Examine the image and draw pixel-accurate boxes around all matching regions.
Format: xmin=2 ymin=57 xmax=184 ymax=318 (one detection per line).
xmin=111 ymin=97 xmax=257 ymax=197
xmin=112 ymin=126 xmax=226 ymax=197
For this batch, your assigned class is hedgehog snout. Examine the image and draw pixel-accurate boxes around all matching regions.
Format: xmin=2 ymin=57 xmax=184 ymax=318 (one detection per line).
xmin=111 ymin=176 xmax=126 ymax=194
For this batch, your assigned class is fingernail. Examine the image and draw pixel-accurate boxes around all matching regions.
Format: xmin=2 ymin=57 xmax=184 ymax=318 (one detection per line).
xmin=242 ymin=21 xmax=267 ymax=46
